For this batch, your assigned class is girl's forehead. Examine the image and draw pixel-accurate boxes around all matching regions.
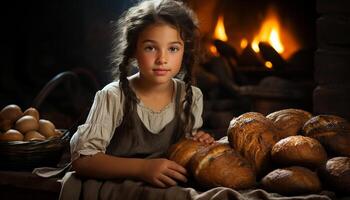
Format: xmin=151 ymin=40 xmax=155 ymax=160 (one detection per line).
xmin=138 ymin=23 xmax=183 ymax=43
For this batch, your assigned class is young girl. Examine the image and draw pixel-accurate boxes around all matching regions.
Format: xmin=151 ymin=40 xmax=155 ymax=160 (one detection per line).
xmin=60 ymin=0 xmax=214 ymax=199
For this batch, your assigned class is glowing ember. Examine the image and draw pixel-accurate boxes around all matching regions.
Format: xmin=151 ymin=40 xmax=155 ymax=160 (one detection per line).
xmin=265 ymin=61 xmax=273 ymax=69
xmin=240 ymin=38 xmax=248 ymax=49
xmin=209 ymin=45 xmax=218 ymax=56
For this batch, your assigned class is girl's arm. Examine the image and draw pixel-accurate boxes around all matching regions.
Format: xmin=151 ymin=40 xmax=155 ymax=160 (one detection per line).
xmin=72 ymin=153 xmax=188 ymax=188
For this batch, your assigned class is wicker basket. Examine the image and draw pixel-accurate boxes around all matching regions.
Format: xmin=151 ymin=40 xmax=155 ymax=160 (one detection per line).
xmin=0 ymin=129 xmax=70 ymax=171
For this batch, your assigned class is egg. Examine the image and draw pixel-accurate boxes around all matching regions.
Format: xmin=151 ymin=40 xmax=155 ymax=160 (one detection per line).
xmin=0 ymin=119 xmax=12 ymax=132
xmin=0 ymin=104 xmax=23 ymax=131
xmin=54 ymin=129 xmax=63 ymax=137
xmin=23 ymin=107 xmax=40 ymax=121
xmin=15 ymin=115 xmax=39 ymax=133
xmin=38 ymin=119 xmax=56 ymax=138
xmin=0 ymin=129 xmax=24 ymax=141
xmin=24 ymin=131 xmax=46 ymax=141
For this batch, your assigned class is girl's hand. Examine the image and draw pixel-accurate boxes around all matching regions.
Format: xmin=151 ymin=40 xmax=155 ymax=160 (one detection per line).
xmin=193 ymin=130 xmax=215 ymax=144
xmin=140 ymin=158 xmax=187 ymax=188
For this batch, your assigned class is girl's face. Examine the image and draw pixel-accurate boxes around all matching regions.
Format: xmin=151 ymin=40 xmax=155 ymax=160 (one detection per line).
xmin=135 ymin=23 xmax=184 ymax=85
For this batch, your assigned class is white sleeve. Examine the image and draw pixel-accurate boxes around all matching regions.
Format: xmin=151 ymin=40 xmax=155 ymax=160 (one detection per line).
xmin=70 ymin=87 xmax=123 ymax=162
xmin=191 ymin=86 xmax=203 ymax=134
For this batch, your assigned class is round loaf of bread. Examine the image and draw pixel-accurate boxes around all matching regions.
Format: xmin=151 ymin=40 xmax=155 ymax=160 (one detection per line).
xmin=302 ymin=115 xmax=350 ymax=157
xmin=190 ymin=143 xmax=256 ymax=189
xmin=318 ymin=157 xmax=350 ymax=195
xmin=261 ymin=166 xmax=322 ymax=195
xmin=227 ymin=112 xmax=279 ymax=176
xmin=271 ymin=135 xmax=327 ymax=169
xmin=266 ymin=108 xmax=312 ymax=139
xmin=168 ymin=138 xmax=206 ymax=168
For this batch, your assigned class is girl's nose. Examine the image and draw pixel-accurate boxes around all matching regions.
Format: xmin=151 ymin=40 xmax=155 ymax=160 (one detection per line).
xmin=156 ymin=51 xmax=168 ymax=65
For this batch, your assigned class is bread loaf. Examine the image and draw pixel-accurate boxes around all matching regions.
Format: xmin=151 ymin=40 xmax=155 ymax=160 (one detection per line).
xmin=271 ymin=135 xmax=327 ymax=169
xmin=303 ymin=115 xmax=350 ymax=157
xmin=318 ymin=157 xmax=350 ymax=195
xmin=227 ymin=112 xmax=279 ymax=176
xmin=190 ymin=143 xmax=256 ymax=189
xmin=168 ymin=138 xmax=206 ymax=168
xmin=267 ymin=109 xmax=312 ymax=139
xmin=261 ymin=166 xmax=322 ymax=195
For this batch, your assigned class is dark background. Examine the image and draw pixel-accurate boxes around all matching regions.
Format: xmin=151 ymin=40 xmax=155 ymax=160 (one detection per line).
xmin=0 ymin=0 xmax=318 ymax=129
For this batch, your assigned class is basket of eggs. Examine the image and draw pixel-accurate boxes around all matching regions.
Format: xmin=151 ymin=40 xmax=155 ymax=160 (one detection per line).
xmin=0 ymin=104 xmax=70 ymax=171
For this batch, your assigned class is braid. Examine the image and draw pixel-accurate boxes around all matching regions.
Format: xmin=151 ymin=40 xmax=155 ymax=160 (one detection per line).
xmin=180 ymin=41 xmax=197 ymax=135
xmin=109 ymin=0 xmax=201 ymax=134
xmin=182 ymin=72 xmax=194 ymax=135
xmin=119 ymin=55 xmax=138 ymax=130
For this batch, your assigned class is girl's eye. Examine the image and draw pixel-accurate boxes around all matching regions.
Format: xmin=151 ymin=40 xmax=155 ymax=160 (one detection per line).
xmin=169 ymin=46 xmax=180 ymax=53
xmin=144 ymin=46 xmax=156 ymax=52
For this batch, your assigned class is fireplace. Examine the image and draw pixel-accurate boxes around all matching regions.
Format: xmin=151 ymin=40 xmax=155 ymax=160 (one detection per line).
xmin=184 ymin=0 xmax=350 ymax=130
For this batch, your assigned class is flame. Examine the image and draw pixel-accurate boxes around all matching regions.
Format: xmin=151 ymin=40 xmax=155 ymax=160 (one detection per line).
xmin=250 ymin=7 xmax=299 ymax=59
xmin=213 ymin=15 xmax=228 ymax=42
xmin=210 ymin=15 xmax=228 ymax=55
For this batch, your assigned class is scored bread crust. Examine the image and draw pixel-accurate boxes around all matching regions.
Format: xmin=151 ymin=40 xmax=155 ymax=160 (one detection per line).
xmin=267 ymin=109 xmax=312 ymax=138
xmin=190 ymin=143 xmax=232 ymax=177
xmin=227 ymin=112 xmax=279 ymax=176
xmin=190 ymin=143 xmax=256 ymax=189
xmin=261 ymin=166 xmax=321 ymax=195
xmin=302 ymin=115 xmax=350 ymax=156
xmin=319 ymin=156 xmax=350 ymax=194
xmin=167 ymin=138 xmax=206 ymax=168
xmin=271 ymin=135 xmax=327 ymax=169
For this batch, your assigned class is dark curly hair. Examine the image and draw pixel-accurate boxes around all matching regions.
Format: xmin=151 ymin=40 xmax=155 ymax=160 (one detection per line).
xmin=110 ymin=0 xmax=200 ymax=135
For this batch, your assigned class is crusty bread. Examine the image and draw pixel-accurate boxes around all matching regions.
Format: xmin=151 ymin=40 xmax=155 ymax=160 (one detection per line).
xmin=318 ymin=157 xmax=350 ymax=195
xmin=303 ymin=115 xmax=350 ymax=157
xmin=271 ymin=135 xmax=327 ymax=169
xmin=261 ymin=166 xmax=322 ymax=195
xmin=227 ymin=112 xmax=279 ymax=176
xmin=267 ymin=109 xmax=312 ymax=139
xmin=190 ymin=143 xmax=256 ymax=189
xmin=168 ymin=138 xmax=206 ymax=168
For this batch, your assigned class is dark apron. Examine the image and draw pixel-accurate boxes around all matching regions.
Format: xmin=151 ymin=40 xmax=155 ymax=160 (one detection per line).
xmin=59 ymin=81 xmax=186 ymax=200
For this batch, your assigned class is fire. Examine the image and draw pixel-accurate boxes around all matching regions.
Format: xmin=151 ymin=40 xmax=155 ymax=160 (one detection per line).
xmin=240 ymin=38 xmax=248 ymax=49
xmin=250 ymin=7 xmax=299 ymax=59
xmin=210 ymin=15 xmax=228 ymax=55
xmin=213 ymin=15 xmax=228 ymax=42
xmin=265 ymin=61 xmax=273 ymax=69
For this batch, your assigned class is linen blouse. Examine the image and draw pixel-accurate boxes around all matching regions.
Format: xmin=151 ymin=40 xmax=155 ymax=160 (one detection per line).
xmin=70 ymin=78 xmax=203 ymax=162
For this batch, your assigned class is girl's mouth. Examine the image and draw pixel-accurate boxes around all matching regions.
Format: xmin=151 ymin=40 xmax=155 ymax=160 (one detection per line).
xmin=152 ymin=68 xmax=170 ymax=76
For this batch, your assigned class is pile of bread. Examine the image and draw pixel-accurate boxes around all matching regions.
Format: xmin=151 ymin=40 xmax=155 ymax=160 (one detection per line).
xmin=168 ymin=109 xmax=350 ymax=196
xmin=0 ymin=104 xmax=63 ymax=142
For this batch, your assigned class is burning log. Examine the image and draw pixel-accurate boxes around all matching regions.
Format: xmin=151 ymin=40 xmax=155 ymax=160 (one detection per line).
xmin=213 ymin=39 xmax=238 ymax=60
xmin=258 ymin=42 xmax=288 ymax=71
xmin=238 ymin=45 xmax=265 ymax=67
